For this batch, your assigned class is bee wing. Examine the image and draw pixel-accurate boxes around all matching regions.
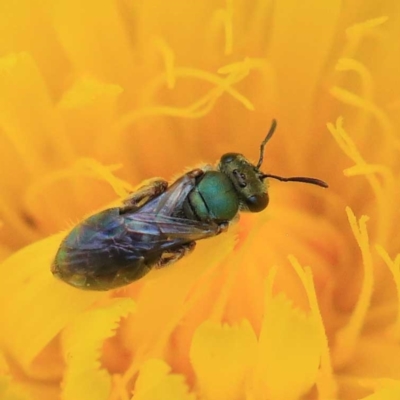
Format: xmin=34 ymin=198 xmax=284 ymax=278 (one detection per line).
xmin=56 ymin=206 xmax=220 ymax=279
xmin=140 ymin=171 xmax=197 ymax=216
xmin=126 ymin=212 xmax=220 ymax=241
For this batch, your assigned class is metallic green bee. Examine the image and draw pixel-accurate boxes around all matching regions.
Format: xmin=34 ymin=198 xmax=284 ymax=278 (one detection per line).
xmin=52 ymin=120 xmax=328 ymax=291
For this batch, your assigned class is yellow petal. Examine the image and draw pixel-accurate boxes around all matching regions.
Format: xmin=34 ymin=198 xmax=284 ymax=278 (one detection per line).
xmin=360 ymin=380 xmax=400 ymax=400
xmin=269 ymin=0 xmax=341 ymax=141
xmin=0 ymin=378 xmax=31 ymax=400
xmin=121 ymin=229 xmax=236 ymax=357
xmin=0 ymin=51 xmax=72 ymax=247
xmin=133 ymin=359 xmax=195 ymax=400
xmin=23 ymin=158 xmax=134 ymax=234
xmin=0 ymin=244 xmax=11 ymax=262
xmin=255 ymin=294 xmax=321 ymax=400
xmin=52 ymin=0 xmax=136 ymax=100
xmin=190 ymin=319 xmax=257 ymax=400
xmin=0 ymin=234 xmax=108 ymax=372
xmin=57 ymin=77 xmax=123 ymax=157
xmin=61 ymin=298 xmax=135 ymax=400
xmin=341 ymin=334 xmax=400 ymax=384
xmin=0 ymin=52 xmax=72 ymax=172
xmin=0 ymin=351 xmax=31 ymax=400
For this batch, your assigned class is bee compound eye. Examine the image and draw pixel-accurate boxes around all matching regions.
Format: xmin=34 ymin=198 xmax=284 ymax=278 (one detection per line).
xmin=220 ymin=153 xmax=239 ymax=164
xmin=246 ymin=192 xmax=269 ymax=212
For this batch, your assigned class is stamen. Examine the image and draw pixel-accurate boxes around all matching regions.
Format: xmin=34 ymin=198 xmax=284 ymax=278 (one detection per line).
xmin=334 ymin=207 xmax=374 ymax=368
xmin=154 ymin=38 xmax=175 ymax=89
xmin=288 ymin=256 xmax=337 ymax=398
xmin=114 ymin=68 xmax=254 ymax=132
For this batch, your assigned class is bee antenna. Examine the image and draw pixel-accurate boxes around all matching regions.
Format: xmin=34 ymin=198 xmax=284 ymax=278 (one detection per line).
xmin=260 ymin=174 xmax=328 ymax=188
xmin=257 ymin=119 xmax=277 ymax=169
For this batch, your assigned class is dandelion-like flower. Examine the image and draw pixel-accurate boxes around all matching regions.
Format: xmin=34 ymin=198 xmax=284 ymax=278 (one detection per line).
xmin=0 ymin=1 xmax=399 ymax=400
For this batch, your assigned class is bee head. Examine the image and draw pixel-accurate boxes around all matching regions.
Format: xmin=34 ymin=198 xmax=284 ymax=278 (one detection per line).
xmin=218 ymin=120 xmax=328 ymax=213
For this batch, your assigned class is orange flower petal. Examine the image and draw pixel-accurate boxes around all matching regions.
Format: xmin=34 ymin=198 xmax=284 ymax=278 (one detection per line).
xmin=0 ymin=234 xmax=108 ymax=372
xmin=255 ymin=293 xmax=321 ymax=400
xmin=190 ymin=320 xmax=257 ymax=400
xmin=61 ymin=298 xmax=135 ymax=400
xmin=133 ymin=359 xmax=195 ymax=400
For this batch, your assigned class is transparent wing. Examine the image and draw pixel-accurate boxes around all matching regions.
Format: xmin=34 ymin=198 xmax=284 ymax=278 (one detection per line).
xmin=139 ymin=171 xmax=198 ymax=216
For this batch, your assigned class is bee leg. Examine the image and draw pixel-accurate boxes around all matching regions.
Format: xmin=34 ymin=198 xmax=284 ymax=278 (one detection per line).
xmin=155 ymin=242 xmax=196 ymax=269
xmin=217 ymin=221 xmax=229 ymax=234
xmin=121 ymin=179 xmax=168 ymax=212
xmin=185 ymin=168 xmax=205 ymax=179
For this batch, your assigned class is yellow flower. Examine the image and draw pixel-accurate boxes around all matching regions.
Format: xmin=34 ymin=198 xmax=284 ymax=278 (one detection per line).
xmin=0 ymin=1 xmax=399 ymax=400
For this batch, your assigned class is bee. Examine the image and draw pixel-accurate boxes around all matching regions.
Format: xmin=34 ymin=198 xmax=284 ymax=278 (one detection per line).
xmin=52 ymin=120 xmax=328 ymax=291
